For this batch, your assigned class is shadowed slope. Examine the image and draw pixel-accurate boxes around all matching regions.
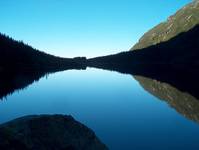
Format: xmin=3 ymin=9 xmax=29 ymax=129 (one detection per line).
xmin=88 ymin=24 xmax=199 ymax=67
xmin=0 ymin=33 xmax=86 ymax=71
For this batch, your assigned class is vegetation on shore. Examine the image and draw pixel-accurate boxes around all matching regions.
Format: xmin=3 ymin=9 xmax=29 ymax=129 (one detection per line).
xmin=0 ymin=33 xmax=86 ymax=71
xmin=88 ymin=24 xmax=199 ymax=68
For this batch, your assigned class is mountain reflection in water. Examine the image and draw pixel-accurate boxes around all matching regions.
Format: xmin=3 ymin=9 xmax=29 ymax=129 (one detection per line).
xmin=1 ymin=64 xmax=199 ymax=125
xmin=0 ymin=67 xmax=86 ymax=100
xmin=134 ymin=75 xmax=199 ymax=123
xmin=88 ymin=63 xmax=199 ymax=124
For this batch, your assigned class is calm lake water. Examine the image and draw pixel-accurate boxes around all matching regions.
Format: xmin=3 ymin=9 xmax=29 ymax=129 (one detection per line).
xmin=0 ymin=68 xmax=199 ymax=150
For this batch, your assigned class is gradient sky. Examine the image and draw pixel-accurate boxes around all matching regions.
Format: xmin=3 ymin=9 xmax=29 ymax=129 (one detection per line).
xmin=0 ymin=0 xmax=191 ymax=58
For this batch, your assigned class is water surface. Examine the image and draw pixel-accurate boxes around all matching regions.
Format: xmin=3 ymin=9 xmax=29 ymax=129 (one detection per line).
xmin=0 ymin=68 xmax=199 ymax=150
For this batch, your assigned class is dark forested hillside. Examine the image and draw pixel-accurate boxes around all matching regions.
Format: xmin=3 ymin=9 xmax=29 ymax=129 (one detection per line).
xmin=0 ymin=33 xmax=86 ymax=71
xmin=88 ymin=24 xmax=199 ymax=69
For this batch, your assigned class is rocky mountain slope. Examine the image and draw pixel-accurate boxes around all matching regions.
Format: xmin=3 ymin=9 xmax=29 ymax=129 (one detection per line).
xmin=131 ymin=0 xmax=199 ymax=50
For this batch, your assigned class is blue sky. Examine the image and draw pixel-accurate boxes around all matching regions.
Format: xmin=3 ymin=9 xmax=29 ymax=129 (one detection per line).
xmin=0 ymin=0 xmax=191 ymax=58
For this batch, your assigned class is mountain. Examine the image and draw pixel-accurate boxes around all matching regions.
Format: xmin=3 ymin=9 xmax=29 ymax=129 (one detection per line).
xmin=0 ymin=33 xmax=86 ymax=71
xmin=88 ymin=0 xmax=199 ymax=70
xmin=89 ymin=23 xmax=199 ymax=67
xmin=131 ymin=0 xmax=199 ymax=50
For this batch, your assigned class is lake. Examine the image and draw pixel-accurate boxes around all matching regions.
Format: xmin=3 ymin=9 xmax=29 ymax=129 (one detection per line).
xmin=0 ymin=68 xmax=199 ymax=150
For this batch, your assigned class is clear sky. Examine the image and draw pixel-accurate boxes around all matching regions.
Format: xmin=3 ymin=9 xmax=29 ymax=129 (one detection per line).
xmin=0 ymin=0 xmax=191 ymax=58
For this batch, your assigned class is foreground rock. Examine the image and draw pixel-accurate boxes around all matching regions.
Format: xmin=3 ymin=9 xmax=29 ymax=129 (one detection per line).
xmin=0 ymin=115 xmax=108 ymax=150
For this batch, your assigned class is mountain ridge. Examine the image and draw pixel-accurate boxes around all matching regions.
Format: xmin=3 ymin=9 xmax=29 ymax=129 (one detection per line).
xmin=0 ymin=33 xmax=86 ymax=71
xmin=131 ymin=0 xmax=199 ymax=50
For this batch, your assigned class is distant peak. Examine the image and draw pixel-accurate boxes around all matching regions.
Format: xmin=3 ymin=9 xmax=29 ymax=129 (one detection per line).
xmin=131 ymin=0 xmax=199 ymax=50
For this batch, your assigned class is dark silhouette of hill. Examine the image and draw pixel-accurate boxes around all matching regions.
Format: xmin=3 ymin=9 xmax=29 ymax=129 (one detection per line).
xmin=88 ymin=24 xmax=199 ymax=68
xmin=0 ymin=33 xmax=86 ymax=71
